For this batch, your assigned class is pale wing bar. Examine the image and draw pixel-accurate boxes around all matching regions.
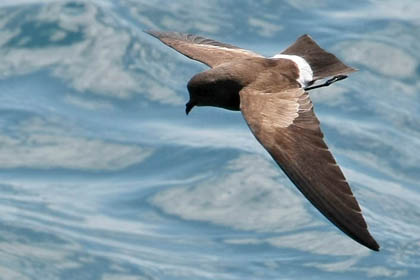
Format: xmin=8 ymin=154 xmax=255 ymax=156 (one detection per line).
xmin=146 ymin=31 xmax=263 ymax=68
xmin=240 ymin=87 xmax=379 ymax=251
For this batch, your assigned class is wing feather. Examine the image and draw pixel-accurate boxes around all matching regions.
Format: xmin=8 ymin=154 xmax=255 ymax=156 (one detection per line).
xmin=240 ymin=86 xmax=379 ymax=251
xmin=146 ymin=31 xmax=263 ymax=67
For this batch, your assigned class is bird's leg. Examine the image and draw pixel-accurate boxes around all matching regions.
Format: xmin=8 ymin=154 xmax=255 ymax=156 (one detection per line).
xmin=305 ymin=75 xmax=348 ymax=91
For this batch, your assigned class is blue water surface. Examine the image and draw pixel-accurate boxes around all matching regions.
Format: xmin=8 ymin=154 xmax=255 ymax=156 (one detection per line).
xmin=1 ymin=0 xmax=420 ymax=279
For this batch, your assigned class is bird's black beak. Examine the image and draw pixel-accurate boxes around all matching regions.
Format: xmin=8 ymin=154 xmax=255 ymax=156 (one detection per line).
xmin=185 ymin=101 xmax=195 ymax=115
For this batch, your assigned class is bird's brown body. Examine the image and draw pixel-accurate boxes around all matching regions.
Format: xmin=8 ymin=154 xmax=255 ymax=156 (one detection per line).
xmin=147 ymin=31 xmax=380 ymax=251
xmin=187 ymin=57 xmax=300 ymax=112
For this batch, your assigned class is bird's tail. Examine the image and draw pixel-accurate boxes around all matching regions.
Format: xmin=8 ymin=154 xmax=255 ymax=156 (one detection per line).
xmin=281 ymin=34 xmax=356 ymax=81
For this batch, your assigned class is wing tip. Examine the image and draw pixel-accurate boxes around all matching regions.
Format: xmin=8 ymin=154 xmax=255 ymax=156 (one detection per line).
xmin=364 ymin=235 xmax=380 ymax=252
xmin=144 ymin=30 xmax=165 ymax=39
xmin=144 ymin=30 xmax=190 ymax=46
xmin=371 ymin=245 xmax=380 ymax=252
xmin=144 ymin=30 xmax=181 ymax=39
xmin=143 ymin=29 xmax=154 ymax=35
xmin=349 ymin=226 xmax=380 ymax=252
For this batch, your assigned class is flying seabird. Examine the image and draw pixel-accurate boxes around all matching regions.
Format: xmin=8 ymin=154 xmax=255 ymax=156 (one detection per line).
xmin=146 ymin=31 xmax=380 ymax=251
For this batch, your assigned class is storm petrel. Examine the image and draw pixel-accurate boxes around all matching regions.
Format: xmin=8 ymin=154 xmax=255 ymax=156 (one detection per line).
xmin=146 ymin=31 xmax=380 ymax=251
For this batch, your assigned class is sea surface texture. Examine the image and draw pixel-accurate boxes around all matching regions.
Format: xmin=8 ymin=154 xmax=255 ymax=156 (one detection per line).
xmin=1 ymin=0 xmax=419 ymax=279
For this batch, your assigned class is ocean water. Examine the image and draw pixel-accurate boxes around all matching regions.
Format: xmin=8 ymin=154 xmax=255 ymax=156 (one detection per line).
xmin=1 ymin=0 xmax=420 ymax=279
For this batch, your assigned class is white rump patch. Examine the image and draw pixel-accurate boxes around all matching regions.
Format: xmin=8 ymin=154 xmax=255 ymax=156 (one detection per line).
xmin=271 ymin=54 xmax=313 ymax=87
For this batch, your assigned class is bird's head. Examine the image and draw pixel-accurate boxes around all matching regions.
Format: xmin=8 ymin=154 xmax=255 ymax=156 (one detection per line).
xmin=185 ymin=72 xmax=209 ymax=115
xmin=185 ymin=71 xmax=242 ymax=115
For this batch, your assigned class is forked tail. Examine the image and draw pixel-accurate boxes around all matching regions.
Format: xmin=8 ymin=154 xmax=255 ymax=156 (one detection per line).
xmin=281 ymin=34 xmax=356 ymax=81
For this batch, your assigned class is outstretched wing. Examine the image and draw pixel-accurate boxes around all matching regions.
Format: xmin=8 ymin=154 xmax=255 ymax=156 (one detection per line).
xmin=146 ymin=31 xmax=263 ymax=68
xmin=240 ymin=85 xmax=379 ymax=251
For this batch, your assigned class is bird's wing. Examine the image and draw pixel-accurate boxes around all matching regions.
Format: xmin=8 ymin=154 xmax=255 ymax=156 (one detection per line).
xmin=239 ymin=85 xmax=379 ymax=251
xmin=146 ymin=31 xmax=263 ymax=68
